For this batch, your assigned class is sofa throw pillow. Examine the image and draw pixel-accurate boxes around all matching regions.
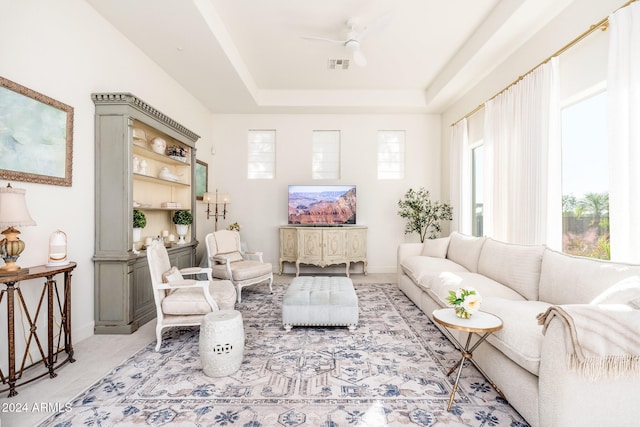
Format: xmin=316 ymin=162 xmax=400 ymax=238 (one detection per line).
xmin=590 ymin=276 xmax=640 ymax=309
xmin=161 ymin=266 xmax=184 ymax=296
xmin=477 ymin=238 xmax=544 ymax=301
xmin=421 ymin=237 xmax=450 ymax=258
xmin=214 ymin=251 xmax=244 ymax=263
xmin=162 ymin=266 xmax=183 ymax=283
xmin=446 ymin=232 xmax=486 ymax=272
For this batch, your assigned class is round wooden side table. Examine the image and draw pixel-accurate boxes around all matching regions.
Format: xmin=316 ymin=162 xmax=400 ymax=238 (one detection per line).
xmin=432 ymin=308 xmax=506 ymax=411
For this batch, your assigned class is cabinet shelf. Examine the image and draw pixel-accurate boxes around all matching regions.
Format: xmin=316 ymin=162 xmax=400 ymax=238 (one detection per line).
xmin=133 ymin=144 xmax=190 ymax=166
xmin=133 ymin=172 xmax=189 ymax=187
xmin=133 ymin=206 xmax=190 ymax=212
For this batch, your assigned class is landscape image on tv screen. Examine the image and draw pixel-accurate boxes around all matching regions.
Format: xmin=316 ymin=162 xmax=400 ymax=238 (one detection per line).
xmin=288 ymin=185 xmax=356 ymax=225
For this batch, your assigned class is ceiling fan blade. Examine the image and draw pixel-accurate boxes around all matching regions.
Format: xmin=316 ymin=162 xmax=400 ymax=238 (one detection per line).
xmin=352 ymin=49 xmax=367 ymax=67
xmin=359 ymin=12 xmax=393 ymax=41
xmin=345 ymin=40 xmax=367 ymax=66
xmin=301 ymin=35 xmax=346 ymax=45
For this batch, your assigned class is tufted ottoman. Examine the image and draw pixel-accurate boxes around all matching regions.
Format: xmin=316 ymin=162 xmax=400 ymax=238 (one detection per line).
xmin=282 ymin=276 xmax=359 ymax=331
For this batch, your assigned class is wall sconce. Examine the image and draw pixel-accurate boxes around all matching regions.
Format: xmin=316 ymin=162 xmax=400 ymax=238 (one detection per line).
xmin=203 ymin=189 xmax=230 ymax=231
xmin=0 ymin=183 xmax=36 ymax=275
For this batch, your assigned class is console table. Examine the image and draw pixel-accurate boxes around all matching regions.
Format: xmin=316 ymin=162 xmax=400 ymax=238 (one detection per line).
xmin=0 ymin=262 xmax=77 ymax=397
xmin=279 ymin=226 xmax=367 ymax=276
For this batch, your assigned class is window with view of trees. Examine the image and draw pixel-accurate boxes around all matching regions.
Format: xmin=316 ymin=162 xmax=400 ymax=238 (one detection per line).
xmin=561 ymin=91 xmax=609 ymax=259
xmin=471 ymin=143 xmax=483 ymax=237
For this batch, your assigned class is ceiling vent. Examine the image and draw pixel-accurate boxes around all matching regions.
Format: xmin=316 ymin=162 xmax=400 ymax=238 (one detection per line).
xmin=328 ymin=59 xmax=350 ymax=70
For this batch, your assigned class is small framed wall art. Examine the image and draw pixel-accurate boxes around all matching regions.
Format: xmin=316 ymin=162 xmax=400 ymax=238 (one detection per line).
xmin=195 ymin=159 xmax=208 ymax=200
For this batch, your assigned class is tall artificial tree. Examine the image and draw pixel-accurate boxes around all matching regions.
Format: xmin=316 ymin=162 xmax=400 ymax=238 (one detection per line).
xmin=398 ymin=187 xmax=453 ymax=242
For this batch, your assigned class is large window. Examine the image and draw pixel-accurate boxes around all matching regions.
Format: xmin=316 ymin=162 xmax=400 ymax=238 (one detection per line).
xmin=247 ymin=130 xmax=275 ymax=179
xmin=561 ymin=91 xmax=609 ymax=259
xmin=377 ymin=130 xmax=405 ymax=179
xmin=471 ymin=143 xmax=483 ymax=237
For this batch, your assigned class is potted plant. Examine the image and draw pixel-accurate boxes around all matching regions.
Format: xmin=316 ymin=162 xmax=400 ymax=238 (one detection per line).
xmin=397 ymin=187 xmax=453 ymax=242
xmin=172 ymin=210 xmax=193 ymax=244
xmin=132 ymin=210 xmax=146 ymax=242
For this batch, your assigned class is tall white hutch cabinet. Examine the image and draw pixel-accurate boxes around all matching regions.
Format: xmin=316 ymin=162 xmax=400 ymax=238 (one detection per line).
xmin=92 ymin=93 xmax=199 ymax=334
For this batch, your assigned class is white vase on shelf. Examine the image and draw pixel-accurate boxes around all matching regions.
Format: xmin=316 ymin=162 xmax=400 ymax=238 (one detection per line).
xmin=133 ymin=228 xmax=142 ymax=243
xmin=175 ymin=224 xmax=188 ymax=244
xmin=132 ymin=227 xmax=142 ymax=254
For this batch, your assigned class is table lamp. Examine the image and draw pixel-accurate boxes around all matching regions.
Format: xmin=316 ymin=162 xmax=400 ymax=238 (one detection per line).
xmin=0 ymin=183 xmax=36 ymax=275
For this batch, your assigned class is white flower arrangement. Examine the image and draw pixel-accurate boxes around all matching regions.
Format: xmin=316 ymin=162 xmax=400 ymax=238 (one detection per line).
xmin=445 ymin=287 xmax=482 ymax=318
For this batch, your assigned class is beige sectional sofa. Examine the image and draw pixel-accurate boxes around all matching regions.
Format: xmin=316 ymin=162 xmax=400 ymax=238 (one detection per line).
xmin=397 ymin=232 xmax=640 ymax=427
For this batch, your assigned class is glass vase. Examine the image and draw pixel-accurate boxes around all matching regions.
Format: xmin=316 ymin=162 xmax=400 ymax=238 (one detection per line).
xmin=455 ymin=307 xmax=471 ymax=319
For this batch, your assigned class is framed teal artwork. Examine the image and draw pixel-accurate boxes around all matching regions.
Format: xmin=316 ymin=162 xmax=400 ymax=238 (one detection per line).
xmin=195 ymin=159 xmax=208 ymax=200
xmin=0 ymin=76 xmax=74 ymax=186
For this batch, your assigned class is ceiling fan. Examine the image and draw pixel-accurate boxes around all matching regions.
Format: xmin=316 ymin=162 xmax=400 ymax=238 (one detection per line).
xmin=302 ymin=15 xmax=391 ymax=67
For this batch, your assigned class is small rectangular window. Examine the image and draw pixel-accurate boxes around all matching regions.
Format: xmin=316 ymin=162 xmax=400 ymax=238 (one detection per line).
xmin=312 ymin=130 xmax=340 ymax=179
xmin=248 ymin=130 xmax=275 ymax=179
xmin=378 ymin=130 xmax=405 ymax=179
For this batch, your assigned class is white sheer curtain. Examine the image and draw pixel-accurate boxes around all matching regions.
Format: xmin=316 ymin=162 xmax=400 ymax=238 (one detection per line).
xmin=449 ymin=119 xmax=471 ymax=234
xmin=608 ymin=2 xmax=640 ymax=262
xmin=483 ymin=58 xmax=560 ymax=245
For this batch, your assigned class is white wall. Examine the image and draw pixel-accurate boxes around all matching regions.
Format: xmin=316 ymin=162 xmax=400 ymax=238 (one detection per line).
xmin=0 ymin=0 xmax=213 ymax=360
xmin=440 ymin=0 xmax=628 ymax=202
xmin=205 ymin=113 xmax=441 ymax=274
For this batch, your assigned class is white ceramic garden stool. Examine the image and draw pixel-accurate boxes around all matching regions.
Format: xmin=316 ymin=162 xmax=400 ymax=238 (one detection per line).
xmin=199 ymin=310 xmax=245 ymax=377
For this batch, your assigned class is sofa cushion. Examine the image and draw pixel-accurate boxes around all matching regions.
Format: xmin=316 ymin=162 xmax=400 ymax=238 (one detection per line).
xmin=421 ymin=237 xmax=450 ymax=258
xmin=482 ymin=298 xmax=552 ymax=376
xmin=539 ymin=249 xmax=640 ymax=305
xmin=477 ymin=238 xmax=544 ymax=301
xmin=212 ymin=260 xmax=272 ymax=282
xmin=162 ymin=287 xmax=214 ymax=315
xmin=446 ymin=232 xmax=486 ymax=273
xmin=428 ymin=272 xmax=527 ymax=307
xmin=400 ymin=255 xmax=468 ymax=288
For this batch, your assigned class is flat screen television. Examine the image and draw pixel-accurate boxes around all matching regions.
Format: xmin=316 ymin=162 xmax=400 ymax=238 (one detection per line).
xmin=288 ymin=185 xmax=356 ymax=225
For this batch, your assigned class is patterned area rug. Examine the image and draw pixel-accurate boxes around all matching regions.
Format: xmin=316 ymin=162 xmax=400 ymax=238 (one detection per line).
xmin=40 ymin=283 xmax=529 ymax=426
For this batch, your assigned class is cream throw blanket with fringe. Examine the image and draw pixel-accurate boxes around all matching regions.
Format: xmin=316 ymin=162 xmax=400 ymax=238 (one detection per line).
xmin=537 ymin=304 xmax=640 ymax=380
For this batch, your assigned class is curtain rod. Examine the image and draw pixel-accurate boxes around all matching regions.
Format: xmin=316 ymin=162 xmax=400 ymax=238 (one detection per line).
xmin=450 ymin=0 xmax=637 ymax=127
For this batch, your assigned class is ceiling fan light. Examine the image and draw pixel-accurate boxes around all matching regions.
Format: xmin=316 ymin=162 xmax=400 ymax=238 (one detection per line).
xmin=344 ymin=40 xmax=367 ymax=66
xmin=344 ymin=39 xmax=359 ymax=52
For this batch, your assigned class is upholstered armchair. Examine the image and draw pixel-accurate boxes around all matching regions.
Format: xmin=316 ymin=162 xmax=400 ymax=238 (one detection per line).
xmin=205 ymin=230 xmax=273 ymax=303
xmin=146 ymin=241 xmax=236 ymax=351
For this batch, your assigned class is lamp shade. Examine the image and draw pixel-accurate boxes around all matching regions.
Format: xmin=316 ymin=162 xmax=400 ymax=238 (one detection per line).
xmin=0 ymin=184 xmax=36 ymax=227
xmin=216 ymin=191 xmax=230 ymax=204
